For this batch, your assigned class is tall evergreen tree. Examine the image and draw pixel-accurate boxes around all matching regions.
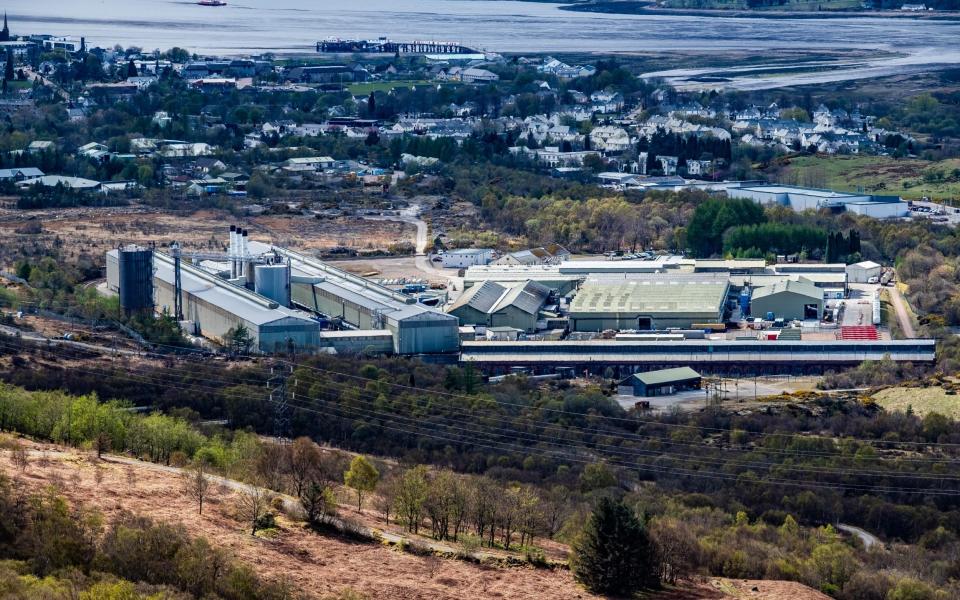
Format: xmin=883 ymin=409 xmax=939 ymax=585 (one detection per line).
xmin=4 ymin=51 xmax=13 ymax=83
xmin=571 ymin=497 xmax=659 ymax=596
xmin=126 ymin=59 xmax=137 ymax=78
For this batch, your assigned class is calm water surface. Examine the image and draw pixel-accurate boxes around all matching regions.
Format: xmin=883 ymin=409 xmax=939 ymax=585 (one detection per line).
xmin=4 ymin=0 xmax=960 ymax=59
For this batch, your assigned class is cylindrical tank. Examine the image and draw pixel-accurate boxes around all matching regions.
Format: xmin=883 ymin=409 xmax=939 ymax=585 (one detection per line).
xmin=118 ymin=246 xmax=154 ymax=314
xmin=254 ymin=263 xmax=290 ymax=307
xmin=739 ymin=287 xmax=751 ymax=317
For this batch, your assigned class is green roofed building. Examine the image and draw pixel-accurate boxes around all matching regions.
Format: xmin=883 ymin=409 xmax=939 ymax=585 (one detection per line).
xmin=750 ymin=278 xmax=823 ymax=321
xmin=618 ymin=367 xmax=702 ymax=397
xmin=569 ymin=276 xmax=729 ymax=332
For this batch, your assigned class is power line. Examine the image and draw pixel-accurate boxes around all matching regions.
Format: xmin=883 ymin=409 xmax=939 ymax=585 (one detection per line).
xmin=3 ymin=335 xmax=960 ymax=467
xmin=3 ymin=344 xmax=959 ymax=494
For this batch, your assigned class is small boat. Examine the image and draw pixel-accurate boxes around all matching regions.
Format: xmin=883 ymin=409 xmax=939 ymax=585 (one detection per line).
xmin=198 ymin=0 xmax=227 ymax=5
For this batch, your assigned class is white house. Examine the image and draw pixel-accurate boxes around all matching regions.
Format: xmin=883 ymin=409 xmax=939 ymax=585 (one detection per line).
xmin=460 ymin=68 xmax=499 ymax=84
xmin=441 ymin=249 xmax=495 ymax=269
xmin=686 ymin=160 xmax=713 ymax=177
xmin=510 ymin=146 xmax=600 ymax=168
xmin=590 ymin=91 xmax=624 ymax=114
xmin=589 ymin=126 xmax=632 ymax=153
xmin=657 ymin=156 xmax=679 ymax=176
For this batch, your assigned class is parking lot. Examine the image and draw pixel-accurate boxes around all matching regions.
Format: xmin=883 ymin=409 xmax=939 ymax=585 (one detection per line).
xmin=835 ymin=282 xmax=882 ymax=328
xmin=908 ymin=200 xmax=960 ymax=226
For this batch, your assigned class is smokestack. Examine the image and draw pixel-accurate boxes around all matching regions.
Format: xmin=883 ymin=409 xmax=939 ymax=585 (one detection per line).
xmin=229 ymin=225 xmax=237 ymax=278
xmin=235 ymin=223 xmax=243 ymax=278
xmin=242 ymin=230 xmax=253 ymax=284
xmin=240 ymin=229 xmax=249 ymax=278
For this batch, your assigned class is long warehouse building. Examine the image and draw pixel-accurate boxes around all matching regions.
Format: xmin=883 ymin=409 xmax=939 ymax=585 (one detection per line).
xmin=249 ymin=242 xmax=460 ymax=355
xmin=569 ymin=275 xmax=730 ymax=331
xmin=107 ymin=248 xmax=320 ymax=352
xmin=461 ymin=339 xmax=936 ymax=374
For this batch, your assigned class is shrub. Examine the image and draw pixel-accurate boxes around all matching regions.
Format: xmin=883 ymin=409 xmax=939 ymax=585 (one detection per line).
xmin=887 ymin=578 xmax=938 ymax=600
xmin=524 ymin=547 xmax=548 ymax=568
xmin=254 ymin=512 xmax=276 ymax=531
xmin=840 ymin=570 xmax=893 ymax=600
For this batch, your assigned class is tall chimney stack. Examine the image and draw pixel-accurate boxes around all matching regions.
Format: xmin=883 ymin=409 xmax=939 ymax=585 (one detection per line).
xmin=229 ymin=225 xmax=237 ymax=278
xmin=242 ymin=229 xmax=252 ymax=283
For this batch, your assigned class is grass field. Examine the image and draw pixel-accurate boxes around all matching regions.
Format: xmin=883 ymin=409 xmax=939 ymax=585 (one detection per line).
xmin=873 ymin=386 xmax=960 ymax=418
xmin=347 ymin=80 xmax=433 ymax=94
xmin=771 ymin=155 xmax=960 ymax=202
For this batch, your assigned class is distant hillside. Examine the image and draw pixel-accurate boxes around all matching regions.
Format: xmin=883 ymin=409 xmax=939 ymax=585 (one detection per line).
xmin=766 ymin=155 xmax=960 ymax=201
xmin=559 ymin=0 xmax=960 ymax=14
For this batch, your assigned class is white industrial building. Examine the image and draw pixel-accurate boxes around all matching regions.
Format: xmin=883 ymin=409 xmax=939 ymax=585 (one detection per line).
xmin=106 ymin=248 xmax=320 ymax=353
xmin=846 ymin=260 xmax=882 ymax=283
xmin=106 ymin=231 xmax=461 ymax=356
xmin=441 ymin=248 xmax=494 ymax=268
xmin=728 ymin=185 xmax=908 ymax=218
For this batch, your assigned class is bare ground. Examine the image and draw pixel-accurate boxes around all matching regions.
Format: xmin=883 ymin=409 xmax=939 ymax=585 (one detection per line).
xmin=0 ymin=204 xmax=414 ymax=263
xmin=1 ymin=441 xmax=597 ymax=600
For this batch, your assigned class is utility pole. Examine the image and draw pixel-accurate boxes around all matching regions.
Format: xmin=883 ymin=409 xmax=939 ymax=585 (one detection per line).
xmin=267 ymin=362 xmax=295 ymax=443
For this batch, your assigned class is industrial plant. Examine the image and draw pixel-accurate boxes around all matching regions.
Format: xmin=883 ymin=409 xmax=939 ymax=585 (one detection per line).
xmin=105 ymin=227 xmax=459 ymax=356
xmin=103 ymin=230 xmax=935 ymax=377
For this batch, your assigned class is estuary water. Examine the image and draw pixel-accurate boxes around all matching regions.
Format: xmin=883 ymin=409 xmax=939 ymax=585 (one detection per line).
xmin=4 ymin=0 xmax=960 ymax=59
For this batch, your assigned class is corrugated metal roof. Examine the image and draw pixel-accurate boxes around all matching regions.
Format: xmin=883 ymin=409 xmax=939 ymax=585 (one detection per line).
xmin=570 ymin=279 xmax=728 ymax=315
xmin=449 ymin=280 xmax=507 ymax=314
xmin=152 ymin=252 xmax=316 ymax=327
xmin=630 ymin=367 xmax=701 ymax=386
xmin=494 ymin=280 xmax=551 ymax=315
xmin=449 ymin=280 xmax=550 ymax=317
xmin=752 ymin=278 xmax=822 ymax=301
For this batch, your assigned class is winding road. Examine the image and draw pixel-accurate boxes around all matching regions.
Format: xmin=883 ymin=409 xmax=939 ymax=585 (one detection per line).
xmin=361 ymin=204 xmax=456 ymax=282
xmin=837 ymin=524 xmax=881 ymax=550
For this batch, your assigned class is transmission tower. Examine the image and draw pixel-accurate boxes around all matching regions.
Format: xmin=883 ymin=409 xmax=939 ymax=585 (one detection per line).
xmin=267 ymin=363 xmax=295 ymax=443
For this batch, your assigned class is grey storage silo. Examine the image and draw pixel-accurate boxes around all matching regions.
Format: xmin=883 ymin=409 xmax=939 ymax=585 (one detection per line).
xmin=254 ymin=263 xmax=291 ymax=307
xmin=118 ymin=246 xmax=154 ymax=314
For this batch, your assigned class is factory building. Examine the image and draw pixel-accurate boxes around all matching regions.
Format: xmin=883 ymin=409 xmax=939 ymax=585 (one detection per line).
xmin=106 ymin=248 xmax=320 ymax=353
xmin=254 ymin=244 xmax=460 ymax=355
xmin=465 ymin=257 xmax=849 ymax=298
xmin=728 ymin=185 xmax=908 ymax=218
xmin=441 ymin=248 xmax=494 ymax=268
xmin=750 ymin=279 xmax=824 ymax=321
xmin=446 ymin=280 xmax=551 ymax=333
xmin=462 ymin=265 xmax=581 ymax=295
xmin=846 ymin=260 xmax=882 ymax=283
xmin=569 ymin=275 xmax=730 ymax=331
xmin=617 ymin=367 xmax=702 ymax=397
xmin=107 ymin=230 xmax=460 ymax=356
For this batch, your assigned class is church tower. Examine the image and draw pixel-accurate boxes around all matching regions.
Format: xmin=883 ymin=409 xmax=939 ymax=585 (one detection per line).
xmin=0 ymin=13 xmax=10 ymax=43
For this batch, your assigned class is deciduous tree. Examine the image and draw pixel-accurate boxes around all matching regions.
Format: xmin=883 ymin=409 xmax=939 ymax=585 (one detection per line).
xmin=344 ymin=455 xmax=379 ymax=512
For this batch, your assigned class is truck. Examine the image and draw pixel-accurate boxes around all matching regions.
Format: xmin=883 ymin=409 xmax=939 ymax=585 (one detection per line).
xmin=880 ymin=271 xmax=894 ymax=286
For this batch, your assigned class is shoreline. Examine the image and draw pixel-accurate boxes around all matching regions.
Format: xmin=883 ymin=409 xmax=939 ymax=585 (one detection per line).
xmin=559 ymin=1 xmax=960 ymax=20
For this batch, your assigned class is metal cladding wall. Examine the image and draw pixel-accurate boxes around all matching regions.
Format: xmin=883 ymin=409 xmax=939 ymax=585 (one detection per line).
xmin=255 ymin=264 xmax=291 ymax=308
xmin=751 ymin=290 xmax=823 ymax=321
xmin=117 ymin=247 xmax=154 ymax=313
xmin=390 ymin=316 xmax=460 ymax=355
